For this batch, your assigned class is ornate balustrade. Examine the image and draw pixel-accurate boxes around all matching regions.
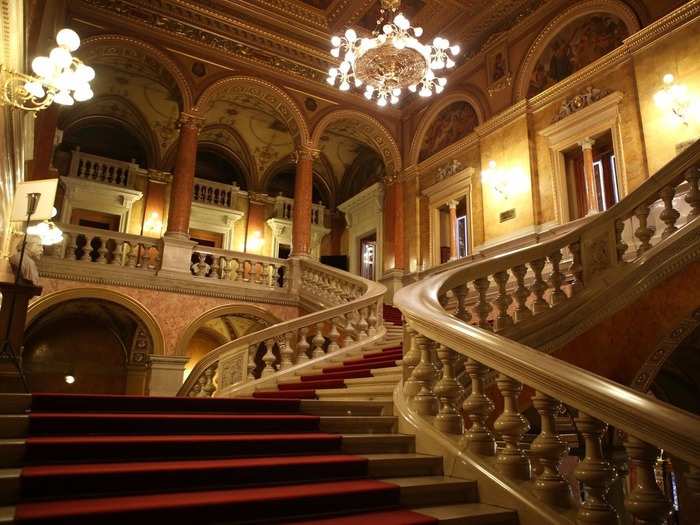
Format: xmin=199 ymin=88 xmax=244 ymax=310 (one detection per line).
xmin=179 ymin=257 xmax=386 ymax=397
xmin=47 ymin=223 xmax=162 ymax=273
xmin=273 ymin=195 xmax=325 ymax=225
xmin=192 ymin=178 xmax=239 ymax=209
xmin=395 ymin=140 xmax=700 ymax=524
xmin=67 ymin=148 xmax=143 ymax=188
xmin=190 ymin=245 xmax=288 ymax=289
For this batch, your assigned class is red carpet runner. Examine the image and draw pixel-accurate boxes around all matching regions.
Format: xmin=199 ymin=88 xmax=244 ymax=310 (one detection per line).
xmin=13 ymin=392 xmax=437 ymax=525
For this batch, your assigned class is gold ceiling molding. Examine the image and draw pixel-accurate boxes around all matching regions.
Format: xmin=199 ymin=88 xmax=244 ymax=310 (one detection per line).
xmin=27 ymin=287 xmax=166 ymax=357
xmin=310 ymin=109 xmax=402 ymax=177
xmin=232 ymin=0 xmax=328 ymax=29
xmin=195 ymin=76 xmax=311 ymax=147
xmin=513 ymin=0 xmax=641 ymax=101
xmin=79 ymin=34 xmax=194 ymax=111
xmin=75 ymin=0 xmax=330 ymax=86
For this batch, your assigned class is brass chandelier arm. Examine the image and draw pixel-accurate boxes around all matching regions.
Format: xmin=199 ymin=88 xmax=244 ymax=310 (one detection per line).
xmin=0 ymin=66 xmax=56 ymax=113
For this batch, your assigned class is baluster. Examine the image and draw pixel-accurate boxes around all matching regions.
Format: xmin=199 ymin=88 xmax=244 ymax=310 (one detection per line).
xmin=494 ymin=374 xmax=530 ymax=480
xmin=115 ymin=240 xmax=129 ymax=266
xmin=531 ymin=392 xmax=571 ymax=507
xmin=658 ymin=185 xmax=680 ymax=239
xmin=357 ymin=308 xmax=369 ymax=339
xmin=615 ymin=220 xmax=628 ymax=262
xmin=80 ymin=235 xmax=92 ymax=262
xmin=410 ymin=335 xmax=439 ymax=416
xmin=529 ymin=258 xmax=549 ymax=314
xmin=511 ymin=264 xmax=532 ymax=322
xmin=242 ymin=260 xmax=251 ymax=282
xmin=63 ymin=234 xmax=76 ymax=260
xmin=191 ymin=253 xmax=208 ymax=276
xmin=189 ymin=382 xmax=201 ymax=397
xmin=266 ymin=264 xmax=275 ymax=288
xmin=279 ymin=332 xmax=295 ymax=370
xmin=139 ymin=244 xmax=150 ymax=269
xmin=311 ymin=322 xmax=326 ymax=359
xmin=402 ymin=328 xmax=421 ymax=396
xmin=126 ymin=242 xmax=138 ymax=268
xmin=453 ymin=284 xmax=471 ymax=322
xmin=234 ymin=259 xmax=243 ymax=281
xmin=492 ymin=271 xmax=513 ymax=332
xmin=247 ymin=345 xmax=257 ymax=380
xmin=473 ymin=277 xmax=492 ymax=329
xmin=194 ymin=376 xmax=206 ymax=397
xmin=685 ymin=167 xmax=700 ymax=222
xmin=623 ymin=436 xmax=671 ymax=524
xmin=202 ymin=366 xmax=217 ymax=397
xmin=254 ymin=262 xmax=264 ymax=284
xmin=296 ymin=327 xmax=310 ymax=363
xmin=434 ymin=345 xmax=463 ymax=434
xmin=210 ymin=256 xmax=221 ymax=278
xmin=260 ymin=339 xmax=277 ymax=377
xmin=221 ymin=257 xmax=231 ymax=280
xmin=548 ymin=249 xmax=566 ymax=306
xmin=574 ymin=412 xmax=617 ymax=522
xmin=634 ymin=205 xmax=653 ymax=256
xmin=568 ymin=242 xmax=584 ymax=295
xmin=343 ymin=312 xmax=357 ymax=346
xmin=461 ymin=358 xmax=496 ymax=455
xmin=367 ymin=306 xmax=378 ymax=336
xmin=327 ymin=318 xmax=340 ymax=352
xmin=95 ymin=237 xmax=108 ymax=264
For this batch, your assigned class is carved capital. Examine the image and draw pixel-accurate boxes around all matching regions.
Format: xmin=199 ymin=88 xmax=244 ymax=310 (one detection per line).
xmin=147 ymin=169 xmax=172 ymax=184
xmin=291 ymin=145 xmax=320 ymax=164
xmin=177 ymin=112 xmax=205 ymax=131
xmin=578 ymin=137 xmax=595 ymax=151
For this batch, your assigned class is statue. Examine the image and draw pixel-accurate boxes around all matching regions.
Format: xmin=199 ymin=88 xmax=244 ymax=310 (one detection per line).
xmin=9 ymin=234 xmax=43 ymax=285
xmin=437 ymin=159 xmax=463 ymax=181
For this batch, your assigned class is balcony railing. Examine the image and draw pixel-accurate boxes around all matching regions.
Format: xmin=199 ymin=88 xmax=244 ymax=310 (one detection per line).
xmin=67 ymin=148 xmax=143 ymax=188
xmin=192 ymin=178 xmax=239 ymax=209
xmin=273 ymin=195 xmax=325 ymax=225
xmin=190 ymin=245 xmax=288 ymax=289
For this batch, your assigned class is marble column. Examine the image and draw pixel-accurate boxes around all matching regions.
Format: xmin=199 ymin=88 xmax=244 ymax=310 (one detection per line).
xmin=291 ymin=145 xmax=318 ymax=257
xmin=393 ymin=177 xmax=405 ymax=271
xmin=246 ymin=194 xmax=268 ymax=254
xmin=30 ymin=105 xmax=59 ymax=180
xmin=579 ymin=138 xmax=598 ymax=215
xmin=165 ymin=113 xmax=202 ymax=239
xmin=448 ymin=199 xmax=459 ymax=260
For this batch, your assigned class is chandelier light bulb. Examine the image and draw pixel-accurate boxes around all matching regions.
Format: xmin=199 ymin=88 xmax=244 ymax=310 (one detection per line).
xmin=344 ymin=28 xmax=357 ymax=42
xmin=438 ymin=77 xmax=447 ymax=86
xmin=54 ymin=90 xmax=74 ymax=105
xmin=364 ymin=91 xmax=373 ymax=100
xmin=383 ymin=24 xmax=393 ymax=34
xmin=339 ymin=61 xmax=351 ymax=73
xmin=408 ymin=84 xmax=417 ymax=93
xmin=419 ymin=87 xmax=431 ymax=97
xmin=392 ymin=87 xmax=401 ymax=96
xmin=377 ymin=96 xmax=387 ymax=107
xmin=56 ymin=28 xmax=81 ymax=51
xmin=339 ymin=80 xmax=350 ymax=91
xmin=354 ymin=78 xmax=363 ymax=87
xmin=330 ymin=47 xmax=340 ymax=57
xmin=394 ymin=39 xmax=406 ymax=50
xmin=328 ymin=67 xmax=338 ymax=77
xmin=414 ymin=27 xmax=423 ymax=37
xmin=49 ymin=47 xmax=73 ymax=69
xmin=74 ymin=64 xmax=95 ymax=82
xmin=390 ymin=95 xmax=399 ymax=104
xmin=445 ymin=58 xmax=455 ymax=68
xmin=331 ymin=35 xmax=342 ymax=47
xmin=327 ymin=76 xmax=335 ymax=85
xmin=31 ymin=56 xmax=53 ymax=78
xmin=24 ymin=81 xmax=45 ymax=99
xmin=394 ymin=14 xmax=410 ymax=30
xmin=435 ymin=85 xmax=444 ymax=94
xmin=663 ymin=73 xmax=674 ymax=85
xmin=73 ymin=86 xmax=93 ymax=102
xmin=450 ymin=44 xmax=461 ymax=55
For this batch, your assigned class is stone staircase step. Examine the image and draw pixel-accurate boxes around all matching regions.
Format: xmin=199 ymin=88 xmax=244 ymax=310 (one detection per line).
xmin=318 ymin=416 xmax=397 ymax=434
xmin=299 ymin=400 xmax=391 ymax=416
xmin=387 ymin=476 xmax=478 ymax=507
xmin=414 ymin=503 xmax=518 ymax=524
xmin=365 ymin=454 xmax=443 ymax=478
xmin=340 ymin=434 xmax=413 ymax=454
xmin=315 ymin=384 xmax=395 ymax=401
xmin=344 ymin=375 xmax=403 ymax=386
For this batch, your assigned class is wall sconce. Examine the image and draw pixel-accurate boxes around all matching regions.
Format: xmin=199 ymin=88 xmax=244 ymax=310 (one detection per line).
xmin=247 ymin=230 xmax=263 ymax=251
xmin=26 ymin=220 xmax=63 ymax=245
xmin=654 ymin=74 xmax=690 ymax=125
xmin=481 ymin=160 xmax=528 ymax=200
xmin=1 ymin=28 xmax=95 ymax=112
xmin=143 ymin=211 xmax=163 ymax=236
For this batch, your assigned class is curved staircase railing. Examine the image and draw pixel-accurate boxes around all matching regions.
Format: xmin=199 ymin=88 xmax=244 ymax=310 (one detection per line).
xmin=395 ymin=140 xmax=700 ymax=524
xmin=178 ymin=257 xmax=387 ymax=397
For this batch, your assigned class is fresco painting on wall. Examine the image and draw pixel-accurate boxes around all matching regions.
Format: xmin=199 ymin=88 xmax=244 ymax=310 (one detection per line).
xmin=419 ymin=101 xmax=479 ymax=162
xmin=527 ymin=14 xmax=629 ymax=98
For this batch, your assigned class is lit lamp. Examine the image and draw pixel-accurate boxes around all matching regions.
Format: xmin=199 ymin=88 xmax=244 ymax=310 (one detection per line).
xmin=654 ymin=74 xmax=690 ymax=126
xmin=247 ymin=230 xmax=263 ymax=252
xmin=1 ymin=28 xmax=94 ymax=113
xmin=143 ymin=211 xmax=163 ymax=236
xmin=481 ymin=161 xmax=528 ymax=200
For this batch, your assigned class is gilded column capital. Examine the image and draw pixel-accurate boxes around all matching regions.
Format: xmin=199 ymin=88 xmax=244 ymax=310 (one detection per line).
xmin=177 ymin=112 xmax=205 ymax=131
xmin=578 ymin=137 xmax=595 ymax=150
xmin=399 ymin=165 xmax=420 ymax=183
xmin=291 ymin=145 xmax=320 ymax=163
xmin=147 ymin=169 xmax=172 ymax=184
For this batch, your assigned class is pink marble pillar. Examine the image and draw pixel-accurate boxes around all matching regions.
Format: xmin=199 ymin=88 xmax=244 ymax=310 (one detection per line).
xmin=291 ymin=145 xmax=318 ymax=257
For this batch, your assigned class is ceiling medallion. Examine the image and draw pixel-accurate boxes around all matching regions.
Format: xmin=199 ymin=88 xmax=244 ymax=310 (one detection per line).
xmin=327 ymin=0 xmax=460 ymax=107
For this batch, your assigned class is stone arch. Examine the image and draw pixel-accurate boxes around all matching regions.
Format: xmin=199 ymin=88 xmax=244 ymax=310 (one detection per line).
xmin=78 ymin=34 xmax=193 ymax=112
xmin=27 ymin=287 xmax=166 ymax=356
xmin=513 ymin=0 xmax=640 ymax=100
xmin=196 ymin=141 xmax=253 ymax=191
xmin=311 ymin=109 xmax=402 ymax=177
xmin=408 ymin=90 xmax=486 ymax=166
xmin=59 ymin=95 xmax=159 ymax=168
xmin=174 ymin=304 xmax=281 ymax=357
xmin=194 ymin=77 xmax=310 ymax=147
xmin=198 ymin=124 xmax=256 ymax=185
xmin=261 ymin=156 xmax=337 ymax=208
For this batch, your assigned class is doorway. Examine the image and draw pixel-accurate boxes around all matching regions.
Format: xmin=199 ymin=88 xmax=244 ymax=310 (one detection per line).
xmin=360 ymin=233 xmax=376 ymax=280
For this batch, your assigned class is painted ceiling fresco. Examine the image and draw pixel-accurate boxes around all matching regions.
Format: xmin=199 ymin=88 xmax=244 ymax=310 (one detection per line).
xmin=419 ymin=101 xmax=479 ymax=162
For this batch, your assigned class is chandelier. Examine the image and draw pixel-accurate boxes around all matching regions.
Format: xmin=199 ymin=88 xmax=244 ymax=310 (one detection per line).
xmin=327 ymin=0 xmax=460 ymax=106
xmin=1 ymin=28 xmax=94 ymax=113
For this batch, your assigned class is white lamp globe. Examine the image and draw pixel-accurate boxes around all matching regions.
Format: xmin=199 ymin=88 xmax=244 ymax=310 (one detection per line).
xmin=73 ymin=86 xmax=94 ymax=102
xmin=56 ymin=29 xmax=81 ymax=51
xmin=31 ymin=56 xmax=53 ymax=78
xmin=24 ymin=81 xmax=45 ymax=99
xmin=74 ymin=64 xmax=95 ymax=83
xmin=54 ymin=90 xmax=74 ymax=106
xmin=49 ymin=47 xmax=73 ymax=69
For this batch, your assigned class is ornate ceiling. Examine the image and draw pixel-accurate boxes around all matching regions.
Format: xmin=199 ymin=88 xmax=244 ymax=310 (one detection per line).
xmin=68 ymin=0 xmax=551 ymax=92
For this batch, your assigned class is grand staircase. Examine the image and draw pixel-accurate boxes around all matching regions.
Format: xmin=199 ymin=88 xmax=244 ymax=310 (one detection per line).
xmin=0 ymin=391 xmax=516 ymax=524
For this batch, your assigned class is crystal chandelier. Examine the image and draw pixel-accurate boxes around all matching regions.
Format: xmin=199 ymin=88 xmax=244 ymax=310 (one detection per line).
xmin=327 ymin=0 xmax=460 ymax=107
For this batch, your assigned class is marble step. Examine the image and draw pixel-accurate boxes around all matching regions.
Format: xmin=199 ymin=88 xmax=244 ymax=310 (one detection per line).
xmin=299 ymin=400 xmax=392 ymax=416
xmin=318 ymin=416 xmax=397 ymax=434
